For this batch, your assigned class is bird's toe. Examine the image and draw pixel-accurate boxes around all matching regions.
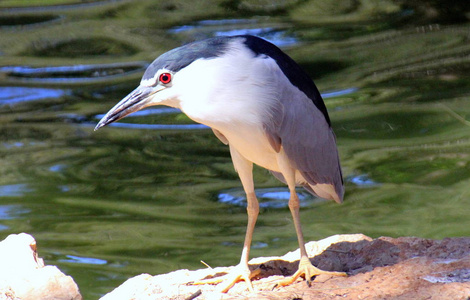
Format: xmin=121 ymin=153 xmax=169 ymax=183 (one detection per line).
xmin=191 ymin=264 xmax=260 ymax=293
xmin=276 ymin=256 xmax=347 ymax=288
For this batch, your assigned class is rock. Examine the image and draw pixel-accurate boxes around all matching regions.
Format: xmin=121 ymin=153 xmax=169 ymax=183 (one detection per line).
xmin=100 ymin=234 xmax=470 ymax=300
xmin=0 ymin=233 xmax=82 ymax=300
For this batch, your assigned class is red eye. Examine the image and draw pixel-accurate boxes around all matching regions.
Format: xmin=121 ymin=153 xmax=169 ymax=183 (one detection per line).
xmin=159 ymin=73 xmax=172 ymax=84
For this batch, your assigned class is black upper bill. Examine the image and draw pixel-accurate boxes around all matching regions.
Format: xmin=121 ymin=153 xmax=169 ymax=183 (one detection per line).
xmin=94 ymin=86 xmax=153 ymax=131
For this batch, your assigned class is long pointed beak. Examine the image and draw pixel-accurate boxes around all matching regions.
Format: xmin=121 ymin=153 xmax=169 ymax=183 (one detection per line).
xmin=94 ymin=86 xmax=156 ymax=131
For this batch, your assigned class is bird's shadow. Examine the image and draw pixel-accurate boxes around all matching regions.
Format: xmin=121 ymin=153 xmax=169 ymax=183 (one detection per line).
xmin=246 ymin=237 xmax=401 ymax=281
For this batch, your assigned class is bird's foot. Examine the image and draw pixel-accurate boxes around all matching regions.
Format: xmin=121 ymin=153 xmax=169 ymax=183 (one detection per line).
xmin=276 ymin=256 xmax=347 ymax=287
xmin=192 ymin=263 xmax=260 ymax=293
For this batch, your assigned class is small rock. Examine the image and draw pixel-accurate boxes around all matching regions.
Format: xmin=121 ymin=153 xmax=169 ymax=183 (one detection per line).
xmin=0 ymin=233 xmax=82 ymax=300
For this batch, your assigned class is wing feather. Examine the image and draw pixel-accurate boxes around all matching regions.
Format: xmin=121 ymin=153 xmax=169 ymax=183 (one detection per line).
xmin=265 ymin=85 xmax=344 ymax=202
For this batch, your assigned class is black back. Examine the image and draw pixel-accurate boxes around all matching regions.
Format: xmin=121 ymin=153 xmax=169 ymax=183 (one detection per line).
xmin=241 ymin=35 xmax=331 ymax=126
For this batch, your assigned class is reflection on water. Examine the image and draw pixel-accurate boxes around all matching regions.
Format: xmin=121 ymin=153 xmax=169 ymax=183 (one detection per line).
xmin=0 ymin=0 xmax=126 ymax=12
xmin=0 ymin=14 xmax=61 ymax=28
xmin=48 ymin=164 xmax=67 ymax=173
xmin=169 ymin=19 xmax=257 ymax=34
xmin=0 ymin=1 xmax=469 ymax=299
xmin=214 ymin=28 xmax=297 ymax=48
xmin=0 ymin=204 xmax=30 ymax=218
xmin=169 ymin=19 xmax=298 ymax=47
xmin=0 ymin=87 xmax=66 ymax=105
xmin=0 ymin=204 xmax=30 ymax=231
xmin=322 ymin=88 xmax=358 ymax=99
xmin=60 ymin=255 xmax=108 ymax=265
xmin=347 ymin=174 xmax=379 ymax=187
xmin=0 ymin=62 xmax=146 ymax=84
xmin=218 ymin=187 xmax=327 ymax=208
xmin=222 ymin=240 xmax=269 ymax=249
xmin=0 ymin=184 xmax=32 ymax=197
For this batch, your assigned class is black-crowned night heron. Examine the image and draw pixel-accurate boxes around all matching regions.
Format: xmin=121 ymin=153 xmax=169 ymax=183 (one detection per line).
xmin=95 ymin=35 xmax=346 ymax=292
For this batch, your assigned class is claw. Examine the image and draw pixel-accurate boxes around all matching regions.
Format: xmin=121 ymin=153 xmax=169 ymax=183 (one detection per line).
xmin=277 ymin=257 xmax=347 ymax=287
xmin=192 ymin=264 xmax=260 ymax=293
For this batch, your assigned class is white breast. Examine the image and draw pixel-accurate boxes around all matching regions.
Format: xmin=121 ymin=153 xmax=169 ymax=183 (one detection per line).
xmin=172 ymin=40 xmax=285 ymax=171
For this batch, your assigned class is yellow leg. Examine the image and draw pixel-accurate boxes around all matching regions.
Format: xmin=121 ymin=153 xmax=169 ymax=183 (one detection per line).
xmin=277 ymin=190 xmax=347 ymax=287
xmin=192 ymin=146 xmax=260 ymax=293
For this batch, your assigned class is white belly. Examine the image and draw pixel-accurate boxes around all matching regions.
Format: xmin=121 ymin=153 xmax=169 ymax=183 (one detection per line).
xmin=217 ymin=124 xmax=280 ymax=172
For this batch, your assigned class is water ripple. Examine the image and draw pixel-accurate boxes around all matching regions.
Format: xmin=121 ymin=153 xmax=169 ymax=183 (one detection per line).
xmin=169 ymin=19 xmax=298 ymax=48
xmin=0 ymin=62 xmax=147 ymax=84
xmin=0 ymin=14 xmax=61 ymax=28
xmin=0 ymin=205 xmax=30 ymax=219
xmin=322 ymin=87 xmax=358 ymax=99
xmin=0 ymin=184 xmax=33 ymax=197
xmin=215 ymin=28 xmax=298 ymax=47
xmin=347 ymin=174 xmax=380 ymax=187
xmin=0 ymin=0 xmax=126 ymax=13
xmin=0 ymin=87 xmax=66 ymax=105
xmin=218 ymin=187 xmax=326 ymax=209
xmin=59 ymin=255 xmax=108 ymax=265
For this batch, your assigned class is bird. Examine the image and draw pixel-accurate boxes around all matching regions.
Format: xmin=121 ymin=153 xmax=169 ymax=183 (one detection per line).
xmin=95 ymin=35 xmax=346 ymax=292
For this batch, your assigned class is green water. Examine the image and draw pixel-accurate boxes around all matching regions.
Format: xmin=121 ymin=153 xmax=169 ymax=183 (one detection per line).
xmin=0 ymin=1 xmax=469 ymax=299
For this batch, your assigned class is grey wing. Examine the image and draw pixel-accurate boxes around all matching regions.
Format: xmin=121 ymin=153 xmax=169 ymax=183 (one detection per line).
xmin=265 ymin=91 xmax=344 ymax=203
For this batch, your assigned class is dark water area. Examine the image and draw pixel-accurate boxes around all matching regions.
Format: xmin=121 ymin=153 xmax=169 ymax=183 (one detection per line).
xmin=0 ymin=0 xmax=469 ymax=299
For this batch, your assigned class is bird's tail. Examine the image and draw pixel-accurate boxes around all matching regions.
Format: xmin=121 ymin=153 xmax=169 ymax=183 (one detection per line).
xmin=269 ymin=170 xmax=344 ymax=204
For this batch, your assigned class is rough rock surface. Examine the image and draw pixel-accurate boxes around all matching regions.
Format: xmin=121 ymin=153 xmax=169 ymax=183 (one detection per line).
xmin=0 ymin=233 xmax=82 ymax=300
xmin=100 ymin=234 xmax=470 ymax=300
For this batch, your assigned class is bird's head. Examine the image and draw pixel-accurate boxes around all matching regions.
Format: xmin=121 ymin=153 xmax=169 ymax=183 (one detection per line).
xmin=94 ymin=70 xmax=176 ymax=131
xmin=94 ymin=36 xmax=237 ymax=131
